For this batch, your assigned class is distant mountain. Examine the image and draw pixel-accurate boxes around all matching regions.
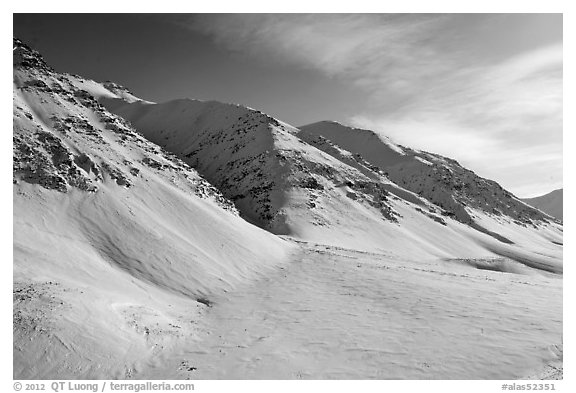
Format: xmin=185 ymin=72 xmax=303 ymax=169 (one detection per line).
xmin=522 ymin=189 xmax=563 ymax=221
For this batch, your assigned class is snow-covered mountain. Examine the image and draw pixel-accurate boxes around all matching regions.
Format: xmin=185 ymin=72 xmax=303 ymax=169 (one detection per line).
xmin=522 ymin=189 xmax=563 ymax=222
xmin=299 ymin=121 xmax=552 ymax=225
xmin=13 ymin=38 xmax=296 ymax=378
xmin=101 ymin=87 xmax=562 ymax=272
xmin=13 ymin=39 xmax=563 ymax=380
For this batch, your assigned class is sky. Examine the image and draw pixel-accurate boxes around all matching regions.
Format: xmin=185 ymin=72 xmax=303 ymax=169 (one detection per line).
xmin=13 ymin=13 xmax=562 ymax=197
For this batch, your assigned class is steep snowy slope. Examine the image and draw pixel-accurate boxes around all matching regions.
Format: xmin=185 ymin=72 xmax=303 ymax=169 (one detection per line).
xmin=102 ymin=93 xmax=561 ymax=272
xmin=13 ymin=38 xmax=562 ymax=380
xmin=522 ymin=189 xmax=563 ymax=221
xmin=13 ymin=38 xmax=296 ymax=378
xmin=298 ymin=121 xmax=562 ymax=257
xmin=101 ymin=98 xmax=485 ymax=259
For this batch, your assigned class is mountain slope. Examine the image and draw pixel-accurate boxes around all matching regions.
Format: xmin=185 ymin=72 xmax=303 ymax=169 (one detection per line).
xmin=13 ymin=38 xmax=562 ymax=380
xmin=98 ymin=93 xmax=563 ymax=273
xmin=104 ymin=98 xmax=477 ymax=257
xmin=522 ymin=189 xmax=563 ymax=221
xmin=13 ymin=38 xmax=296 ymax=378
xmin=300 ymin=121 xmax=551 ymax=226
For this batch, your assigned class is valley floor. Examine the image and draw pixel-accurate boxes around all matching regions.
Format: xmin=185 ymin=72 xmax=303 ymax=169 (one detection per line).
xmin=16 ymin=239 xmax=561 ymax=380
xmin=14 ymin=238 xmax=563 ymax=381
xmin=147 ymin=240 xmax=562 ymax=380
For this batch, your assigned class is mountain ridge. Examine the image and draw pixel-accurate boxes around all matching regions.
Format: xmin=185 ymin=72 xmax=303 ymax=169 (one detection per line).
xmin=13 ymin=37 xmax=298 ymax=377
xmin=96 ymin=82 xmax=563 ymax=272
xmin=299 ymin=120 xmax=552 ymax=226
xmin=12 ymin=38 xmax=563 ymax=379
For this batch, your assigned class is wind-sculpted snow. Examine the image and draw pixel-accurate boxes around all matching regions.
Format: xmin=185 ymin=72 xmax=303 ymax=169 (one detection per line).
xmin=124 ymin=241 xmax=563 ymax=379
xmin=13 ymin=38 xmax=297 ymax=378
xmin=13 ymin=38 xmax=562 ymax=380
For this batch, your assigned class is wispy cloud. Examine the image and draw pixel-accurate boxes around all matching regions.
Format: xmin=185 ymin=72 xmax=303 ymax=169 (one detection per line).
xmin=185 ymin=14 xmax=451 ymax=89
xmin=351 ymin=43 xmax=562 ymax=197
xmin=184 ymin=14 xmax=562 ymax=197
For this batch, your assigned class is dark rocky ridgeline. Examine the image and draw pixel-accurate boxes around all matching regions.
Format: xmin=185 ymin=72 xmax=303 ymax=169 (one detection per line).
xmin=299 ymin=121 xmax=550 ymax=236
xmin=174 ymin=108 xmax=290 ymax=228
xmin=13 ymin=38 xmax=53 ymax=72
xmin=12 ymin=38 xmax=237 ymax=213
xmin=102 ymin=81 xmax=134 ymax=95
xmin=101 ymin=98 xmax=287 ymax=228
xmin=106 ymin=98 xmax=404 ymax=232
xmin=384 ymin=152 xmax=548 ymax=227
xmin=13 ymin=38 xmax=103 ymax=192
xmin=17 ymin=36 xmax=546 ymax=240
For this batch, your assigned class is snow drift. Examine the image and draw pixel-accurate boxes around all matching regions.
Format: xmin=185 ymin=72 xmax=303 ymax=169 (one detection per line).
xmin=13 ymin=38 xmax=296 ymax=378
xmin=13 ymin=38 xmax=562 ymax=380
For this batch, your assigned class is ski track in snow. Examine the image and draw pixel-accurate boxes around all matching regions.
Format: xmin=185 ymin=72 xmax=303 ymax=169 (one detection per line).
xmin=138 ymin=241 xmax=562 ymax=380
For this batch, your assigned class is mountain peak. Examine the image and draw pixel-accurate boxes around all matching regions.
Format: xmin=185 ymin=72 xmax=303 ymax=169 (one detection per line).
xmin=13 ymin=38 xmax=52 ymax=72
xmin=102 ymin=81 xmax=134 ymax=95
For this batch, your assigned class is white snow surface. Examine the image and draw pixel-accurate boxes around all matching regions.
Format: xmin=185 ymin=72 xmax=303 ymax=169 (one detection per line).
xmin=140 ymin=240 xmax=562 ymax=379
xmin=13 ymin=39 xmax=562 ymax=380
xmin=107 ymin=99 xmax=562 ymax=267
xmin=13 ymin=52 xmax=295 ymax=378
xmin=68 ymin=77 xmax=152 ymax=104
